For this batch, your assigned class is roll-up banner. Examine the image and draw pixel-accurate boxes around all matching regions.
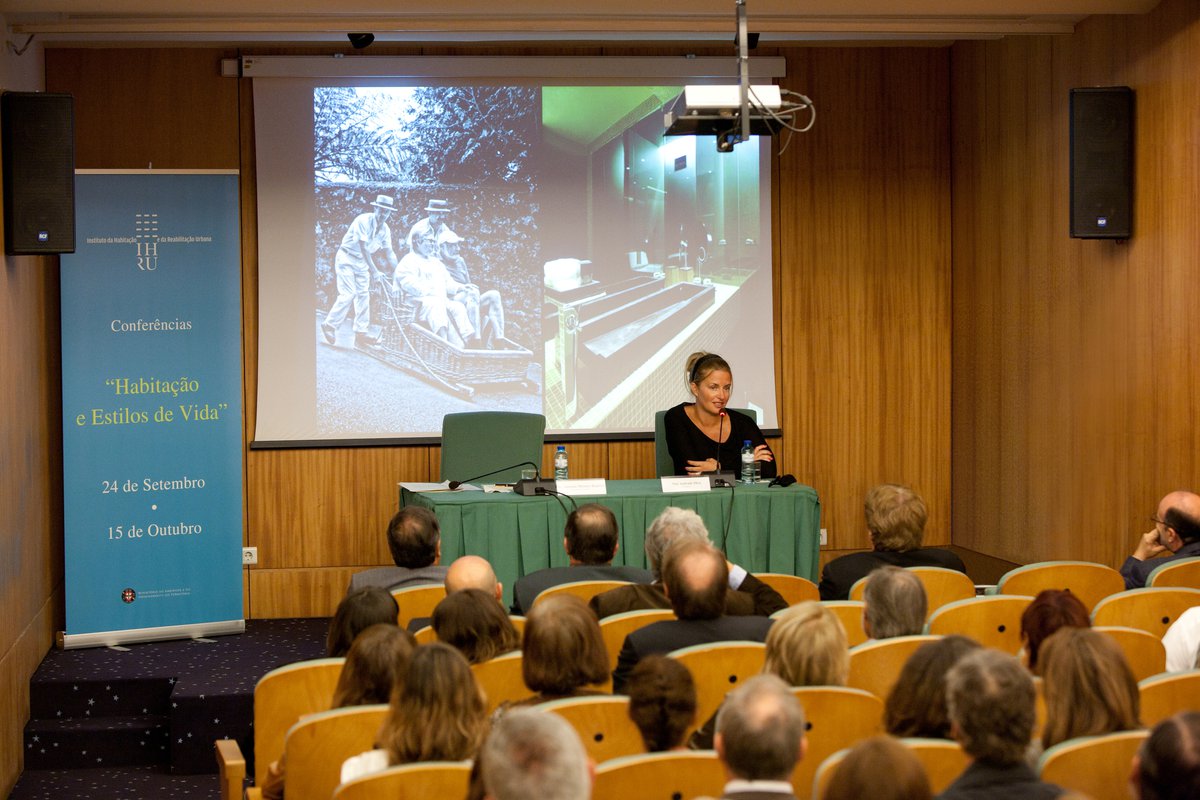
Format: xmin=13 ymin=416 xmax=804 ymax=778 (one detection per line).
xmin=59 ymin=170 xmax=244 ymax=648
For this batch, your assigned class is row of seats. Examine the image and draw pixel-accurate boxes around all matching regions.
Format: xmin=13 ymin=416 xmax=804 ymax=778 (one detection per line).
xmin=218 ymin=636 xmax=1200 ymax=800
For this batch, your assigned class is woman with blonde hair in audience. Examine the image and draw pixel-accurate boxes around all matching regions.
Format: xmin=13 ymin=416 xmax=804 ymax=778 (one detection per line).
xmin=1040 ymin=626 xmax=1141 ymax=753
xmin=340 ymin=642 xmax=488 ymax=782
xmin=515 ymin=594 xmax=609 ymax=705
xmin=1019 ymin=588 xmax=1091 ymax=675
xmin=432 ymin=587 xmax=520 ymax=665
xmin=822 ymin=735 xmax=933 ymax=800
xmin=885 ymin=635 xmax=981 ymax=739
xmin=325 ymin=585 xmax=399 ymax=657
xmin=626 ymin=655 xmax=697 ymax=752
xmin=263 ymin=623 xmax=415 ymax=799
xmin=691 ymin=601 xmax=847 ymax=748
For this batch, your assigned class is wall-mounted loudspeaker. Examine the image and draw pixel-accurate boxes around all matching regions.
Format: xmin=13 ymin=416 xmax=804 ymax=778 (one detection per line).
xmin=2 ymin=91 xmax=76 ymax=255
xmin=1070 ymin=86 xmax=1133 ymax=239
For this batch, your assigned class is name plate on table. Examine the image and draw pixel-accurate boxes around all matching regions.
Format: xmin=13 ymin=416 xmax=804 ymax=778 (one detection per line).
xmin=556 ymin=478 xmax=607 ymax=496
xmin=660 ymin=476 xmax=712 ymax=493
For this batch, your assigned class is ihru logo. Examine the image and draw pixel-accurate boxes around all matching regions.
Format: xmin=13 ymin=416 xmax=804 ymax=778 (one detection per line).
xmin=121 ymin=587 xmax=137 ymax=604
xmin=135 ymin=212 xmax=159 ymax=271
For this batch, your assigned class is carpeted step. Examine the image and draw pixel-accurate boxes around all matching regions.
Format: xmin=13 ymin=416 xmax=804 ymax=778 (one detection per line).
xmin=23 ymin=714 xmax=170 ymax=770
xmin=29 ymin=676 xmax=173 ymax=720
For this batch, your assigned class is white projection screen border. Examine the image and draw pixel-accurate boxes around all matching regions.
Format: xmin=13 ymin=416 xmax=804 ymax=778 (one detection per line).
xmin=251 ymin=57 xmax=783 ymax=446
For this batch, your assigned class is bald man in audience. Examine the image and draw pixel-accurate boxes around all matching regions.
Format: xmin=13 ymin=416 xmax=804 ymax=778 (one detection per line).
xmin=481 ymin=708 xmax=592 ymax=800
xmin=510 ymin=503 xmax=652 ymax=614
xmin=407 ymin=554 xmax=503 ymax=632
xmin=611 ymin=537 xmax=773 ymax=693
xmin=1121 ymin=490 xmax=1200 ymax=589
xmin=703 ymin=674 xmax=807 ymax=800
xmin=590 ymin=507 xmax=785 ymax=619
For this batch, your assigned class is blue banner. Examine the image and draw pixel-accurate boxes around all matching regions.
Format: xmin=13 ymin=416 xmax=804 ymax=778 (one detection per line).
xmin=60 ymin=171 xmax=244 ymax=646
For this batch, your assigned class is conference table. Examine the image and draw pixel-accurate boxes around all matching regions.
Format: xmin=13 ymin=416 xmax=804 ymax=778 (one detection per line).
xmin=400 ymin=479 xmax=821 ymax=609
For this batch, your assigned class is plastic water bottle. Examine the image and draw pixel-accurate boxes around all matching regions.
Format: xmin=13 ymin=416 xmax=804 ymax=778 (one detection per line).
xmin=554 ymin=445 xmax=569 ymax=480
xmin=741 ymin=440 xmax=755 ymax=484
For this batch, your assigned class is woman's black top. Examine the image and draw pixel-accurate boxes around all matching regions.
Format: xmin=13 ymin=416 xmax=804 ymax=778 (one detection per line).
xmin=663 ymin=402 xmax=776 ymax=479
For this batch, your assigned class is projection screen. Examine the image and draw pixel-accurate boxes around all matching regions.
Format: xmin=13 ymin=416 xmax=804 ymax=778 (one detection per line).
xmin=251 ymin=59 xmax=782 ymax=444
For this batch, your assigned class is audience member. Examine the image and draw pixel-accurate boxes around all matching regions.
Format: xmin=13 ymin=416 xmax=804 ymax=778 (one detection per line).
xmin=340 ymin=642 xmax=488 ymax=782
xmin=347 ymin=506 xmax=447 ymax=593
xmin=626 ymin=656 xmax=697 ymax=752
xmin=1130 ymin=711 xmax=1200 ymax=800
xmin=406 ymin=554 xmax=503 ymax=633
xmin=325 ymin=585 xmax=399 ymax=657
xmin=432 ymin=588 xmax=520 ymax=665
xmin=480 ymin=708 xmax=592 ymax=800
xmin=510 ymin=503 xmax=653 ymax=614
xmin=863 ymin=565 xmax=927 ymax=639
xmin=691 ymin=600 xmax=848 ymax=749
xmin=515 ymin=594 xmax=609 ymax=705
xmin=1019 ymin=589 xmax=1091 ymax=674
xmin=1039 ymin=626 xmax=1140 ymax=752
xmin=612 ymin=538 xmax=773 ymax=692
xmin=939 ymin=649 xmax=1062 ymax=799
xmin=590 ymin=506 xmax=785 ymax=619
xmin=1162 ymin=605 xmax=1200 ymax=672
xmin=885 ymin=635 xmax=981 ymax=739
xmin=819 ymin=484 xmax=965 ymax=600
xmin=708 ymin=674 xmax=806 ymax=799
xmin=331 ymin=623 xmax=416 ymax=708
xmin=1121 ymin=490 xmax=1200 ymax=589
xmin=822 ymin=735 xmax=933 ymax=800
xmin=262 ymin=623 xmax=415 ymax=799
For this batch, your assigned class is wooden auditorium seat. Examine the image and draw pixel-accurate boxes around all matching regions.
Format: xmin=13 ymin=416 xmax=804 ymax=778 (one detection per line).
xmin=537 ymin=695 xmax=645 ymax=763
xmin=215 ymin=656 xmax=345 ymax=795
xmin=599 ymin=609 xmax=675 ymax=670
xmin=925 ymin=595 xmax=1034 ymax=654
xmin=471 ymin=650 xmax=529 ymax=713
xmin=850 ymin=567 xmax=975 ymax=619
xmin=593 ymin=751 xmax=726 ymax=800
xmin=989 ymin=560 xmax=1124 ymax=611
xmin=815 ymin=601 xmax=869 ymax=647
xmin=389 ymin=584 xmax=447 ymax=630
xmin=790 ymin=686 xmax=884 ymax=800
xmin=1038 ymin=730 xmax=1149 ymax=800
xmin=667 ymin=641 xmax=766 ymax=737
xmin=1138 ymin=669 xmax=1200 ymax=727
xmin=1147 ymin=556 xmax=1200 ymax=588
xmin=1093 ymin=625 xmax=1166 ymax=682
xmin=846 ymin=635 xmax=940 ymax=700
xmin=1091 ymin=587 xmax=1200 ymax=637
xmin=532 ymin=579 xmax=633 ymax=608
xmin=277 ymin=704 xmax=388 ymax=800
xmin=332 ymin=760 xmax=472 ymax=800
xmin=757 ymin=573 xmax=820 ymax=606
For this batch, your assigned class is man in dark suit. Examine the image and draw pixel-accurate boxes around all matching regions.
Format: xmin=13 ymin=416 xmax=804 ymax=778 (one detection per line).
xmin=818 ymin=483 xmax=966 ymax=600
xmin=590 ymin=506 xmax=786 ymax=619
xmin=703 ymin=674 xmax=806 ymax=800
xmin=510 ymin=503 xmax=653 ymax=614
xmin=612 ymin=537 xmax=773 ymax=692
xmin=1119 ymin=490 xmax=1200 ymax=589
xmin=346 ymin=506 xmax=448 ymax=593
xmin=938 ymin=649 xmax=1062 ymax=799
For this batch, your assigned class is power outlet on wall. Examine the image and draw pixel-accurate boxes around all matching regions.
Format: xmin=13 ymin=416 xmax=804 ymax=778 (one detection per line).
xmin=242 ymin=546 xmax=258 ymax=565
xmin=819 ymin=528 xmax=828 ymax=546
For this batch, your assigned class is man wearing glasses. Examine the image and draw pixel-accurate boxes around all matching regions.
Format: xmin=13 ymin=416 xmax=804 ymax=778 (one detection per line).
xmin=1120 ymin=491 xmax=1200 ymax=589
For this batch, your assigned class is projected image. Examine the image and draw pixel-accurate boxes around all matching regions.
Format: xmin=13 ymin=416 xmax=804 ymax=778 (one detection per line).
xmin=258 ymin=79 xmax=776 ymax=441
xmin=313 ymin=86 xmax=544 ymax=435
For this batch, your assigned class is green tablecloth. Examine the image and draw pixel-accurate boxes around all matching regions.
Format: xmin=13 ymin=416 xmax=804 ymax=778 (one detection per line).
xmin=400 ymin=479 xmax=821 ymax=609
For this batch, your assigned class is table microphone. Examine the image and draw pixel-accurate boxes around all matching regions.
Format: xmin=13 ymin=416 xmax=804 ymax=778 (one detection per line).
xmin=447 ymin=461 xmax=541 ymax=490
xmin=707 ymin=410 xmax=736 ymax=488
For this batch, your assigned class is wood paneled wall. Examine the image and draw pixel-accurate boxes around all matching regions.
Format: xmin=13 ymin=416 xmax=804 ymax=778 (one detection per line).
xmin=47 ymin=44 xmax=951 ymax=619
xmin=950 ymin=0 xmax=1200 ymax=566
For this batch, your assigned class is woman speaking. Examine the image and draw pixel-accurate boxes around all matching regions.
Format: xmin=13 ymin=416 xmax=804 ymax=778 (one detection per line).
xmin=663 ymin=352 xmax=775 ymax=479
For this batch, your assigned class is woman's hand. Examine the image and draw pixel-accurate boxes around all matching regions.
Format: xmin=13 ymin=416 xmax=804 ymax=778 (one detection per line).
xmin=685 ymin=458 xmax=719 ymax=476
xmin=753 ymin=445 xmax=774 ymax=462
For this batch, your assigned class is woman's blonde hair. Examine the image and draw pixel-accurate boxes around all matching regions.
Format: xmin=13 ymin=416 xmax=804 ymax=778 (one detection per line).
xmin=763 ymin=601 xmax=849 ymax=686
xmin=379 ymin=642 xmax=488 ymax=765
xmin=685 ymin=351 xmax=731 ymax=390
xmin=1040 ymin=627 xmax=1141 ymax=750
